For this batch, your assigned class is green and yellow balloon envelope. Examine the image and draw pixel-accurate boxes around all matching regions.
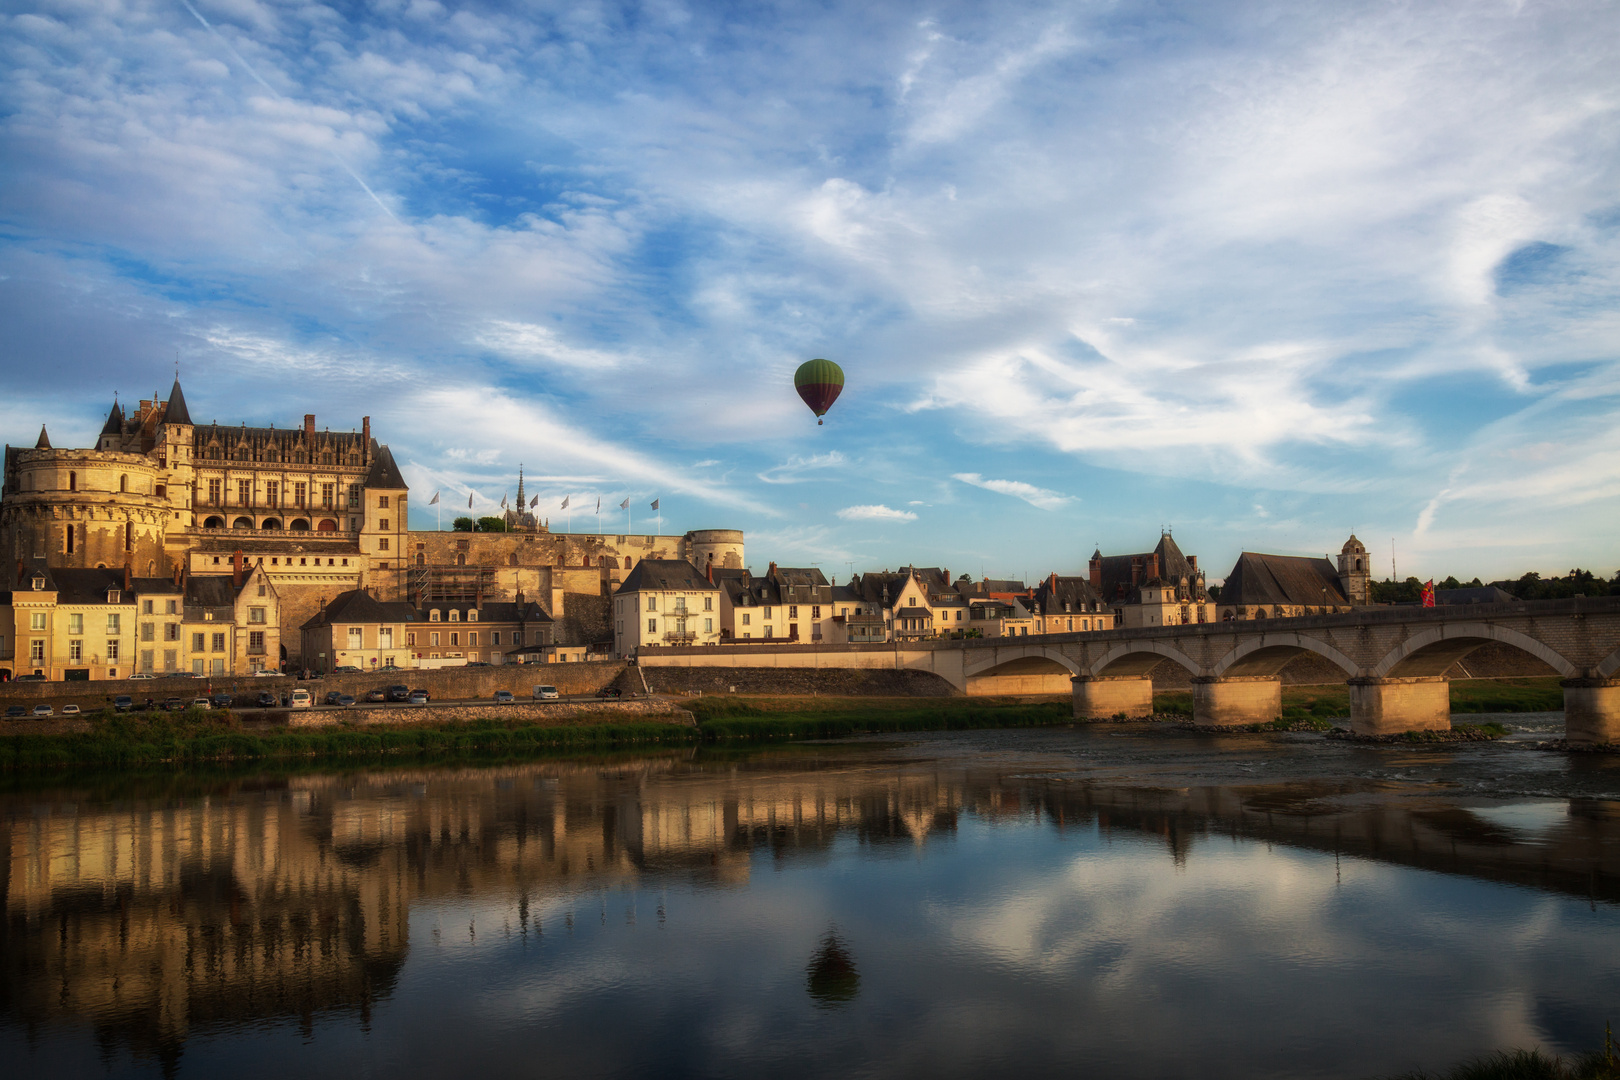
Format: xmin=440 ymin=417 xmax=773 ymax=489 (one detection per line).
xmin=794 ymin=359 xmax=845 ymax=425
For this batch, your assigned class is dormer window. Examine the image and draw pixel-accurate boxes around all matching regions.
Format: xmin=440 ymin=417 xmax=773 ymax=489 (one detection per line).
xmin=429 ymin=610 xmax=441 ymax=622
xmin=107 ymin=589 xmax=121 ymax=604
xmin=448 ymin=610 xmax=460 ymax=622
xmin=467 ymin=610 xmax=477 ymax=622
xmin=31 ymin=574 xmax=45 ymax=591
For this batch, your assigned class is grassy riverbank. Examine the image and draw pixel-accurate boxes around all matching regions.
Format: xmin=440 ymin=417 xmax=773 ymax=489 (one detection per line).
xmin=1384 ymin=1037 xmax=1620 ymax=1079
xmin=0 ymin=696 xmax=1071 ymax=772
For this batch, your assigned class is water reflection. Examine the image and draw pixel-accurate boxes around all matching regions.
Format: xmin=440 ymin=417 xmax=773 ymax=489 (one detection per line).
xmin=2 ymin=744 xmax=1618 ymax=1078
xmin=806 ymin=930 xmax=860 ymax=1007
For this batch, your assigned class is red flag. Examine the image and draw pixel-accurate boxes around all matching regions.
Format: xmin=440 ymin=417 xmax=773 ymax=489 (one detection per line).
xmin=1421 ymin=580 xmax=1436 ymax=607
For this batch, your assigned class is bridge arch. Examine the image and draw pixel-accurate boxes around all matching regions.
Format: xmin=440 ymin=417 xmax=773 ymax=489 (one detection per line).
xmin=1212 ymin=633 xmax=1361 ymax=679
xmin=1372 ymin=622 xmax=1576 ymax=679
xmin=962 ymin=645 xmax=1081 ymax=680
xmin=1089 ymin=640 xmax=1202 ymax=678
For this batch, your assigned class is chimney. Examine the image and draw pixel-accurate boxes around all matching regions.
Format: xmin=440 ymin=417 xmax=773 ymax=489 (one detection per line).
xmin=1148 ymin=553 xmax=1160 ymax=580
xmin=1131 ymin=556 xmax=1143 ymax=585
xmin=1188 ymin=555 xmax=1198 ymax=572
xmin=304 ymin=414 xmax=316 ymax=438
xmin=1049 ymin=571 xmax=1058 ymax=593
xmin=123 ymin=561 xmax=131 ymax=591
xmin=15 ymin=560 xmax=23 ymax=586
xmin=232 ymin=550 xmax=245 ymax=589
xmin=362 ymin=416 xmax=370 ymax=443
xmin=706 ymin=561 xmax=714 ymax=583
xmin=767 ymin=561 xmax=776 ymax=576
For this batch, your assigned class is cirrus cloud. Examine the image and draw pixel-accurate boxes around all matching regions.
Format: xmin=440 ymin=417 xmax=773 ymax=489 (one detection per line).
xmin=837 ymin=504 xmax=918 ymax=522
xmin=952 ymin=472 xmax=1074 ymax=511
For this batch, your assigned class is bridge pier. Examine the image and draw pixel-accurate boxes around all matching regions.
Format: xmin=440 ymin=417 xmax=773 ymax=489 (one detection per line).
xmin=1071 ymin=676 xmax=1155 ymax=720
xmin=1192 ymin=676 xmax=1282 ymax=728
xmin=1563 ymin=679 xmax=1620 ymax=747
xmin=1348 ymin=677 xmax=1450 ymax=736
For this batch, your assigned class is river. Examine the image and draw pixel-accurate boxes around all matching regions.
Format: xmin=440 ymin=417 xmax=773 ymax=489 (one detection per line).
xmin=3 ymin=718 xmax=1618 ymax=1078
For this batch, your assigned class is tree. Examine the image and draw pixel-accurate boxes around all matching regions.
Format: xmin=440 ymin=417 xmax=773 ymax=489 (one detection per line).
xmin=452 ymin=517 xmax=473 ymax=532
xmin=476 ymin=516 xmax=507 ymax=533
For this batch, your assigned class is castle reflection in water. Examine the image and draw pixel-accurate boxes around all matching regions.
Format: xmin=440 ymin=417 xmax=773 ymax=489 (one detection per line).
xmin=4 ymin=750 xmax=1618 ymax=1066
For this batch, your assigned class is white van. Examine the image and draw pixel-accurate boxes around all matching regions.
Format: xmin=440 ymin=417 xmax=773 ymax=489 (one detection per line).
xmin=289 ymin=688 xmax=312 ymax=709
xmin=533 ymin=685 xmax=559 ymax=700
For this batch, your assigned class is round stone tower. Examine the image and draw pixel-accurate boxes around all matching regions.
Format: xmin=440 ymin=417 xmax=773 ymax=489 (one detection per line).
xmin=684 ymin=529 xmax=744 ymax=571
xmin=2 ymin=446 xmax=172 ymax=574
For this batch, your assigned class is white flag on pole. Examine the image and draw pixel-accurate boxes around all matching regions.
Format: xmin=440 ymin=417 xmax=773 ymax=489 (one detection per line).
xmin=468 ymin=491 xmax=474 ymax=509
xmin=429 ymin=492 xmax=439 ymax=505
xmin=561 ymin=495 xmax=569 ymax=510
xmin=619 ymin=498 xmax=630 ymax=510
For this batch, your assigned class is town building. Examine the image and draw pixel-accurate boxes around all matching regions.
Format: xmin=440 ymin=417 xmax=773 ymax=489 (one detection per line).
xmin=1089 ymin=533 xmax=1216 ymax=627
xmin=1030 ymin=574 xmax=1115 ymax=633
xmin=0 ymin=557 xmax=280 ymax=680
xmin=612 ymin=560 xmax=721 ymax=657
xmin=1215 ymin=537 xmax=1370 ymax=620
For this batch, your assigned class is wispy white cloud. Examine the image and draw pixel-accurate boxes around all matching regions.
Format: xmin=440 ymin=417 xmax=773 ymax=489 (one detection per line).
xmin=837 ymin=504 xmax=917 ymax=523
xmin=952 ymin=472 xmax=1073 ymax=511
xmin=757 ymin=451 xmax=847 ymax=484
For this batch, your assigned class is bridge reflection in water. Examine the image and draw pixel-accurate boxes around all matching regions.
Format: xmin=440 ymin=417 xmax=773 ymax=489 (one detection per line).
xmin=3 ymin=750 xmax=1618 ymax=1072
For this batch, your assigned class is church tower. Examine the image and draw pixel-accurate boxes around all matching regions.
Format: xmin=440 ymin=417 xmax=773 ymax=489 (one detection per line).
xmin=1338 ymin=534 xmax=1370 ymax=605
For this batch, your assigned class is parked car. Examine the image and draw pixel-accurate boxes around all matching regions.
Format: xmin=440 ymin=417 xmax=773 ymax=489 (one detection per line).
xmin=191 ymin=698 xmax=211 ymax=710
xmin=493 ymin=690 xmax=515 ymax=704
xmin=162 ymin=698 xmax=185 ymax=711
xmin=289 ymin=689 xmax=312 ymax=709
xmin=31 ymin=704 xmax=52 ymax=717
xmin=5 ymin=705 xmax=27 ymax=718
xmin=113 ymin=696 xmax=135 ymax=712
xmin=533 ymin=685 xmax=559 ymax=700
xmin=595 ymin=686 xmax=623 ymax=700
xmin=331 ymin=665 xmax=362 ymax=674
xmin=61 ymin=704 xmax=81 ymax=715
xmin=252 ymin=668 xmax=281 ymax=677
xmin=386 ymin=685 xmax=412 ymax=702
xmin=466 ymin=662 xmax=491 ymax=668
xmin=365 ymin=689 xmax=387 ymax=702
xmin=407 ymin=690 xmax=430 ymax=705
xmin=128 ymin=672 xmax=157 ymax=680
xmin=325 ymin=691 xmax=345 ymax=705
xmin=211 ymin=693 xmax=233 ymax=708
xmin=256 ymin=692 xmax=278 ymax=708
xmin=14 ymin=673 xmax=47 ymax=682
xmin=337 ymin=694 xmax=356 ymax=707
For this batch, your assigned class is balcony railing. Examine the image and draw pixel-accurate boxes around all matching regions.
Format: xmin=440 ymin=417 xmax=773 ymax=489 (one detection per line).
xmin=663 ymin=630 xmax=697 ymax=643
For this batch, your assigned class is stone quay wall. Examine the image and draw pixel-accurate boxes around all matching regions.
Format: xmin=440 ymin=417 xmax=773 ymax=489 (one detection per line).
xmin=0 ymin=660 xmax=625 ymax=711
xmin=286 ymin=699 xmax=695 ymax=728
xmin=640 ymin=665 xmax=958 ymax=698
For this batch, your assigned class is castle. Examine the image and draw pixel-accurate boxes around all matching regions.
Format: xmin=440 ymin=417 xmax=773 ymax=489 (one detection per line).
xmin=1 ymin=378 xmax=743 ymax=669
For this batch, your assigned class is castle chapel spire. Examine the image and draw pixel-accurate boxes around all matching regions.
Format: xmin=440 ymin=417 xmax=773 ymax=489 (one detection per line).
xmin=163 ymin=376 xmax=193 ymax=426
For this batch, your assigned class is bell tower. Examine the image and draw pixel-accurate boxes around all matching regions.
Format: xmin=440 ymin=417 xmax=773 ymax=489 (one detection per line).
xmin=1338 ymin=534 xmax=1370 ymax=605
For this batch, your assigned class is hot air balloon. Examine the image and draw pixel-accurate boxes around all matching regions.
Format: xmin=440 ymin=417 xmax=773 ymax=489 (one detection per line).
xmin=794 ymin=358 xmax=844 ymax=425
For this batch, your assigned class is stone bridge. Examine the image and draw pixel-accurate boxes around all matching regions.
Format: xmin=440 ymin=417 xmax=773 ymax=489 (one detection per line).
xmin=636 ymin=596 xmax=1620 ymax=743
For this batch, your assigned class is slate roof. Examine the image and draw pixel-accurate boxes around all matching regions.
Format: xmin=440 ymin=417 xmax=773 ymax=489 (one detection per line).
xmin=1032 ymin=575 xmax=1107 ymax=613
xmin=768 ymin=565 xmax=832 ymax=602
xmin=101 ymin=400 xmax=125 ymax=436
xmin=34 ymin=568 xmax=123 ymax=604
xmin=956 ymin=577 xmax=1027 ymax=598
xmin=1093 ymin=534 xmax=1203 ymax=604
xmin=415 ymin=600 xmax=552 ymax=623
xmin=1437 ymin=586 xmax=1519 ymax=605
xmin=616 ymin=559 xmax=716 ymax=593
xmin=364 ymin=440 xmax=408 ymax=490
xmin=301 ymin=589 xmax=420 ymax=630
xmin=1219 ymin=552 xmax=1349 ymax=608
xmin=163 ymin=377 xmax=193 ymax=426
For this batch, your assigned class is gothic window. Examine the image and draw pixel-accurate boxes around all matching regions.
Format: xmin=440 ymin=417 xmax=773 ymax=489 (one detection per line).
xmin=120 ymin=475 xmax=128 ymax=493
xmin=68 ymin=471 xmax=76 ymax=491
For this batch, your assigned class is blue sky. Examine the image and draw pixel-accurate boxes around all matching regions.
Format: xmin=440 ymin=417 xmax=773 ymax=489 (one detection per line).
xmin=2 ymin=0 xmax=1617 ymax=584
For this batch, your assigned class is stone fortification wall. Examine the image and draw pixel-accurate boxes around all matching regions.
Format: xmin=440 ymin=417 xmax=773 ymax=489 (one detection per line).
xmin=641 ymin=665 xmax=958 ymax=697
xmin=0 ymin=660 xmax=625 ymax=711
xmin=557 ymin=591 xmax=611 ymax=646
xmin=287 ymin=698 xmax=694 ymax=728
